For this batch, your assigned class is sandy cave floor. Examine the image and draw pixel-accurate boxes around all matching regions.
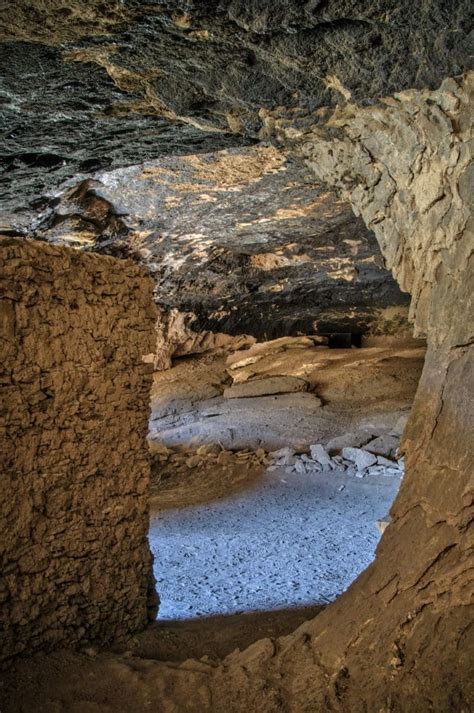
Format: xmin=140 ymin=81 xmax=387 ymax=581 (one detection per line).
xmin=148 ymin=338 xmax=425 ymax=621
xmin=150 ymin=466 xmax=401 ymax=620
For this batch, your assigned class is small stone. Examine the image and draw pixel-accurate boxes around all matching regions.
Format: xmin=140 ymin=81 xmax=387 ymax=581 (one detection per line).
xmin=294 ymin=460 xmax=307 ymax=474
xmin=270 ymin=446 xmax=295 ymax=459
xmin=148 ymin=441 xmax=171 ymax=457
xmin=367 ymin=466 xmax=384 ymax=476
xmin=269 ymin=447 xmax=296 ymax=465
xmin=376 ymin=518 xmax=391 ymax=534
xmin=185 ymin=455 xmax=202 ymax=468
xmin=309 ymin=444 xmax=332 ymax=466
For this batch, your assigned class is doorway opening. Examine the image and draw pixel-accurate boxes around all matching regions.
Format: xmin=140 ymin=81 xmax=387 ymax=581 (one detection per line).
xmin=147 ymin=335 xmax=426 ymax=623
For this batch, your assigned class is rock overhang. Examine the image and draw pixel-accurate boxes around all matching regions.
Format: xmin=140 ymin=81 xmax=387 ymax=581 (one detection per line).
xmin=0 ymin=0 xmax=472 ymax=216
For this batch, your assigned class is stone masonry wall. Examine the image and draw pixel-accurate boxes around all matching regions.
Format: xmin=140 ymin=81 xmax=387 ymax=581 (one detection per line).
xmin=0 ymin=237 xmax=158 ymax=661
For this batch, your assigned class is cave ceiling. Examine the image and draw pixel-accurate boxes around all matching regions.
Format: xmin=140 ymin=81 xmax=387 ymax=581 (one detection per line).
xmin=1 ymin=0 xmax=472 ymax=223
xmin=34 ymin=145 xmax=411 ymax=338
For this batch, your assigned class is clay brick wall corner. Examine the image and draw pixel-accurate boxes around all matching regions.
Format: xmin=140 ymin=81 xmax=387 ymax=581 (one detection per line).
xmin=0 ymin=237 xmax=158 ymax=661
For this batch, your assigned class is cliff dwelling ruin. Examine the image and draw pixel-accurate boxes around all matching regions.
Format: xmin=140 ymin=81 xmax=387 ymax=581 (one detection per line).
xmin=0 ymin=2 xmax=472 ymax=711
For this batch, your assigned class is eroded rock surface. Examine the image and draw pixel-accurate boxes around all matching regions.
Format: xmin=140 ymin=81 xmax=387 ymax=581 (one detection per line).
xmin=1 ymin=1 xmax=472 ymax=216
xmin=2 ymin=73 xmax=469 ymax=713
xmin=32 ymin=146 xmax=411 ymax=342
xmin=0 ymin=2 xmax=472 ymax=710
xmin=148 ymin=338 xmax=423 ymax=451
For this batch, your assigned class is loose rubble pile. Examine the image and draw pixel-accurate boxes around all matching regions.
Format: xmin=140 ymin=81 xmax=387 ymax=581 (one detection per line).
xmin=148 ymin=442 xmax=269 ymax=507
xmin=267 ymin=427 xmax=405 ymax=479
xmin=150 ymin=416 xmax=405 ymax=498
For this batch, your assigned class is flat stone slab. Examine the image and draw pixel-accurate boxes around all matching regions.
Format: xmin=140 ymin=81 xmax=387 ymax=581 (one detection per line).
xmin=341 ymin=447 xmax=377 ymax=470
xmin=226 ymin=337 xmax=320 ymax=368
xmin=224 ymin=376 xmax=309 ymax=399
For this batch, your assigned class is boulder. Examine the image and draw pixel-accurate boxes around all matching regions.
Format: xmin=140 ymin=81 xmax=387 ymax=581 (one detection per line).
xmin=326 ymin=430 xmax=376 ymax=454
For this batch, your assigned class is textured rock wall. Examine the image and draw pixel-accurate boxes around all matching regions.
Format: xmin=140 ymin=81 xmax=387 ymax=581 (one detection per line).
xmin=294 ymin=73 xmax=473 ymax=340
xmin=0 ymin=237 xmax=158 ymax=661
xmin=1 ymin=1 xmax=471 ymax=217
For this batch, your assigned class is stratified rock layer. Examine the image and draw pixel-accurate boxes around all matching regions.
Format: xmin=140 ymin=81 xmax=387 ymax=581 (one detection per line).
xmin=0 ymin=237 xmax=157 ymax=661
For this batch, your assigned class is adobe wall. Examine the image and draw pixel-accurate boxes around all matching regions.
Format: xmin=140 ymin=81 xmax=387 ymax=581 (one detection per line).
xmin=0 ymin=237 xmax=158 ymax=661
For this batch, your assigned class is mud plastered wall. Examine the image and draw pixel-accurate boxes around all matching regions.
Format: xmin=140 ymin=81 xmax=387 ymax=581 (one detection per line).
xmin=0 ymin=237 xmax=158 ymax=661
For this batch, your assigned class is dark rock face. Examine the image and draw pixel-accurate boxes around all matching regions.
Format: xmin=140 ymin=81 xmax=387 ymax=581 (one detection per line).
xmin=1 ymin=1 xmax=472 ymax=218
xmin=0 ymin=42 xmax=253 ymax=223
xmin=34 ymin=146 xmax=410 ymax=340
